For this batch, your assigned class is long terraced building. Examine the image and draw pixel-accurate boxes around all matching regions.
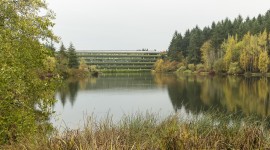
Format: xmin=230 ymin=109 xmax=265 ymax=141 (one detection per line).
xmin=76 ymin=50 xmax=161 ymax=72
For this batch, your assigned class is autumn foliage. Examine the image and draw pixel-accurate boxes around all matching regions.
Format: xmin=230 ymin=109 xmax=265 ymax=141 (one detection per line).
xmin=153 ymin=59 xmax=179 ymax=72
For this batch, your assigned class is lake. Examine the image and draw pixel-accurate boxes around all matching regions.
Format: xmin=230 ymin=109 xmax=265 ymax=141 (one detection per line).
xmin=52 ymin=73 xmax=270 ymax=129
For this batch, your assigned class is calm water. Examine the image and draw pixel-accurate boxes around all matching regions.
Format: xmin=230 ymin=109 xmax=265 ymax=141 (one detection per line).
xmin=53 ymin=73 xmax=270 ymax=128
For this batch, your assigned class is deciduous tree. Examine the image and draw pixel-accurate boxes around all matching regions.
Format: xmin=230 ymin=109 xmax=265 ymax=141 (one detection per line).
xmin=258 ymin=50 xmax=269 ymax=73
xmin=0 ymin=0 xmax=58 ymax=144
xmin=200 ymin=40 xmax=215 ymax=70
xmin=223 ymin=36 xmax=238 ymax=70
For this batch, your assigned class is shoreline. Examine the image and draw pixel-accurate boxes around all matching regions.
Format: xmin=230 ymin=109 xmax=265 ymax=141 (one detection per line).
xmin=3 ymin=112 xmax=270 ymax=149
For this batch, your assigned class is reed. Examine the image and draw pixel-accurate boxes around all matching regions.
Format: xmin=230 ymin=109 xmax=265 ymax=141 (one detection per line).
xmin=2 ymin=112 xmax=270 ymax=149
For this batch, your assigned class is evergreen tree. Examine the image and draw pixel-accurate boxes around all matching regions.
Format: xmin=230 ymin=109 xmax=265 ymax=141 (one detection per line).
xmin=181 ymin=30 xmax=191 ymax=57
xmin=45 ymin=42 xmax=56 ymax=53
xmin=265 ymin=10 xmax=270 ymax=34
xmin=187 ymin=26 xmax=203 ymax=64
xmin=56 ymin=43 xmax=69 ymax=76
xmin=168 ymin=31 xmax=180 ymax=60
xmin=59 ymin=42 xmax=67 ymax=57
xmin=67 ymin=43 xmax=79 ymax=68
xmin=201 ymin=27 xmax=212 ymax=42
xmin=232 ymin=15 xmax=243 ymax=35
xmin=211 ymin=22 xmax=227 ymax=50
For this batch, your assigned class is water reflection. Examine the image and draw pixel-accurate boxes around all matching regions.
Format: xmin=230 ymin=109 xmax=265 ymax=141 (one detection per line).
xmin=57 ymin=73 xmax=270 ymax=118
xmin=58 ymin=79 xmax=79 ymax=107
xmin=168 ymin=75 xmax=270 ymax=117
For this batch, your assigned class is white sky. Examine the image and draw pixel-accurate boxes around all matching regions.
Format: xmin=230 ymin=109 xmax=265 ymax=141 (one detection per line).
xmin=47 ymin=0 xmax=270 ymax=51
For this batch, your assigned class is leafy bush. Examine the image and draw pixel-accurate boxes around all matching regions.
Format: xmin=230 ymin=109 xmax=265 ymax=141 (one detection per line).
xmin=213 ymin=58 xmax=226 ymax=73
xmin=79 ymin=58 xmax=89 ymax=71
xmin=183 ymin=69 xmax=192 ymax=74
xmin=177 ymin=62 xmax=185 ymax=68
xmin=188 ymin=64 xmax=195 ymax=71
xmin=196 ymin=63 xmax=205 ymax=71
xmin=89 ymin=65 xmax=98 ymax=72
xmin=153 ymin=59 xmax=164 ymax=72
xmin=68 ymin=69 xmax=89 ymax=78
xmin=153 ymin=59 xmax=179 ymax=72
xmin=163 ymin=61 xmax=178 ymax=72
xmin=228 ymin=62 xmax=243 ymax=74
xmin=177 ymin=66 xmax=187 ymax=73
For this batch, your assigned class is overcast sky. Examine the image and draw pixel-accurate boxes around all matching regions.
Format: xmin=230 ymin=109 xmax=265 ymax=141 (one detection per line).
xmin=47 ymin=0 xmax=270 ymax=51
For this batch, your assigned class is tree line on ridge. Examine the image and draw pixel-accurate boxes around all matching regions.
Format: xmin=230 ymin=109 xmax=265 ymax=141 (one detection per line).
xmin=165 ymin=10 xmax=270 ymax=74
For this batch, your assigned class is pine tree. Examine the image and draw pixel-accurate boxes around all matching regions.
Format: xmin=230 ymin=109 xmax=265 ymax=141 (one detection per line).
xmin=187 ymin=26 xmax=203 ymax=64
xmin=181 ymin=30 xmax=191 ymax=57
xmin=56 ymin=43 xmax=69 ymax=75
xmin=168 ymin=31 xmax=183 ymax=61
xmin=68 ymin=43 xmax=79 ymax=69
xmin=45 ymin=42 xmax=56 ymax=53
xmin=59 ymin=42 xmax=67 ymax=57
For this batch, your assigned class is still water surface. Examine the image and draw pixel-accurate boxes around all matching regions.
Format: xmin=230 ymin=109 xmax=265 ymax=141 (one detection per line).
xmin=53 ymin=73 xmax=270 ymax=128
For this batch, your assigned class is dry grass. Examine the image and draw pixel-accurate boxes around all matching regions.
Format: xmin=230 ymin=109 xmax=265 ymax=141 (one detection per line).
xmin=2 ymin=112 xmax=270 ymax=149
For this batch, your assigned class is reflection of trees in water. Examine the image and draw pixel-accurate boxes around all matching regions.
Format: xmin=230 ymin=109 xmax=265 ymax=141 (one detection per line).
xmin=58 ymin=79 xmax=79 ymax=107
xmin=166 ymin=75 xmax=223 ymax=113
xmin=59 ymin=85 xmax=68 ymax=106
xmin=165 ymin=74 xmax=270 ymax=117
xmin=57 ymin=73 xmax=270 ymax=117
xmin=68 ymin=81 xmax=79 ymax=106
xmin=57 ymin=73 xmax=155 ymax=107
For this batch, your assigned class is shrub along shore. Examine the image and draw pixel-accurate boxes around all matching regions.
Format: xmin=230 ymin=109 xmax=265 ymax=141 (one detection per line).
xmin=153 ymin=58 xmax=270 ymax=77
xmin=2 ymin=112 xmax=270 ymax=149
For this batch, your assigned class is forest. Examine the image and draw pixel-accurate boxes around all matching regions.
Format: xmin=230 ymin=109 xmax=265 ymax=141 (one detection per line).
xmin=165 ymin=10 xmax=270 ymax=74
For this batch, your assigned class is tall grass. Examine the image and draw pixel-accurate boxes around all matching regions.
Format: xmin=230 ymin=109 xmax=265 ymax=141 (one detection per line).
xmin=2 ymin=112 xmax=270 ymax=149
